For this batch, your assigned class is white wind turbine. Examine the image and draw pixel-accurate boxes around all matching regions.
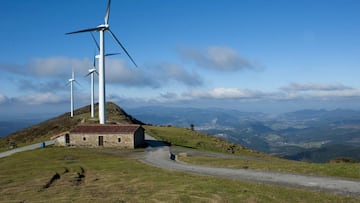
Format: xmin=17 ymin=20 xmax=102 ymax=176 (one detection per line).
xmin=86 ymin=33 xmax=120 ymax=119
xmin=67 ymin=0 xmax=137 ymax=124
xmin=86 ymin=56 xmax=98 ymax=118
xmin=67 ymin=68 xmax=79 ymax=118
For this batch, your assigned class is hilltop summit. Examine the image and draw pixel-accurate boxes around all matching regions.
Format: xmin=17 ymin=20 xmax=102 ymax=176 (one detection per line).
xmin=0 ymin=102 xmax=143 ymax=148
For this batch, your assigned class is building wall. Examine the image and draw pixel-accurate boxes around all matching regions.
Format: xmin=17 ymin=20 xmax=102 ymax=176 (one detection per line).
xmin=52 ymin=133 xmax=69 ymax=147
xmin=54 ymin=135 xmax=66 ymax=146
xmin=70 ymin=133 xmax=135 ymax=148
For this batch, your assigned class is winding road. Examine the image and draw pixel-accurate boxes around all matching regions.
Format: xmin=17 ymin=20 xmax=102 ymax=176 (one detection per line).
xmin=142 ymin=134 xmax=360 ymax=197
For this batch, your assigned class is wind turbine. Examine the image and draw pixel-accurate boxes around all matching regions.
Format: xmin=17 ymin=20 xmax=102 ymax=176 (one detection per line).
xmin=86 ymin=55 xmax=98 ymax=118
xmin=86 ymin=33 xmax=120 ymax=119
xmin=67 ymin=68 xmax=79 ymax=118
xmin=66 ymin=0 xmax=137 ymax=124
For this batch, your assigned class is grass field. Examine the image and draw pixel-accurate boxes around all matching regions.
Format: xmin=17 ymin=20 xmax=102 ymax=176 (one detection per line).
xmin=145 ymin=125 xmax=360 ymax=179
xmin=1 ymin=124 xmax=359 ymax=202
xmin=145 ymin=125 xmax=268 ymax=157
xmin=0 ymin=147 xmax=359 ymax=203
xmin=178 ymin=154 xmax=360 ymax=179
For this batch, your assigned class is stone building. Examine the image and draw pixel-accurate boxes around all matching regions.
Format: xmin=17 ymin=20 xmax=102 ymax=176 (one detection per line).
xmin=51 ymin=131 xmax=70 ymax=146
xmin=68 ymin=124 xmax=145 ymax=148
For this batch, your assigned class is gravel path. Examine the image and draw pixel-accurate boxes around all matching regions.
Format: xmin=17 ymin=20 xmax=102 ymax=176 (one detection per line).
xmin=142 ymin=135 xmax=360 ymax=197
xmin=0 ymin=140 xmax=55 ymax=158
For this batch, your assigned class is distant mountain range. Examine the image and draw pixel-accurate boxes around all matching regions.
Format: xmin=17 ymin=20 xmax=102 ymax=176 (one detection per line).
xmin=128 ymin=107 xmax=360 ymax=163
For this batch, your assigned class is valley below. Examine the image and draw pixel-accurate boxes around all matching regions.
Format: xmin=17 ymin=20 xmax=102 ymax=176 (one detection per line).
xmin=129 ymin=107 xmax=360 ymax=163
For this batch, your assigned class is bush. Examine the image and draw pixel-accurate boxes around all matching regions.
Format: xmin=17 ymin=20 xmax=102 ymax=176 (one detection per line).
xmin=329 ymin=157 xmax=359 ymax=163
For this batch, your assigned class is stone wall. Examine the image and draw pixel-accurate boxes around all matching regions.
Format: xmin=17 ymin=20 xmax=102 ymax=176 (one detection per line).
xmin=54 ymin=136 xmax=66 ymax=146
xmin=70 ymin=133 xmax=135 ymax=148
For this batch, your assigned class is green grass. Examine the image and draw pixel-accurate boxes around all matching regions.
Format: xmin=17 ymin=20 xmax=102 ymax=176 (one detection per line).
xmin=146 ymin=125 xmax=360 ymax=179
xmin=145 ymin=125 xmax=268 ymax=158
xmin=0 ymin=147 xmax=358 ymax=202
xmin=179 ymin=154 xmax=360 ymax=179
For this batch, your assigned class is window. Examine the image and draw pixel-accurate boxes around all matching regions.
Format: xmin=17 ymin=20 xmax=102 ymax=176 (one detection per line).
xmin=83 ymin=137 xmax=86 ymax=141
xmin=118 ymin=137 xmax=121 ymax=143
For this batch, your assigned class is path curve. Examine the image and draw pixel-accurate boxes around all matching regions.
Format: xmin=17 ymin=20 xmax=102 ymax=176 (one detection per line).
xmin=142 ymin=137 xmax=360 ymax=197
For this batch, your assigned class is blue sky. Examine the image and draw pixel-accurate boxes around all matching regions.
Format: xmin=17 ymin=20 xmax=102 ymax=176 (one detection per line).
xmin=1 ymin=0 xmax=360 ymax=119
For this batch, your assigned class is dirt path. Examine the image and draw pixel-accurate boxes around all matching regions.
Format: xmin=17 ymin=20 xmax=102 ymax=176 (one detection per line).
xmin=142 ymin=135 xmax=360 ymax=197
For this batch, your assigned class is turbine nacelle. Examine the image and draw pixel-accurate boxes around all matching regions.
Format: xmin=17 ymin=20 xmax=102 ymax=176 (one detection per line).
xmin=88 ymin=68 xmax=97 ymax=73
xmin=97 ymin=24 xmax=109 ymax=30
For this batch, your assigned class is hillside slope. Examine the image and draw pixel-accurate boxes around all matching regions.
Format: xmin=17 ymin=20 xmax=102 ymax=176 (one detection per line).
xmin=0 ymin=102 xmax=143 ymax=149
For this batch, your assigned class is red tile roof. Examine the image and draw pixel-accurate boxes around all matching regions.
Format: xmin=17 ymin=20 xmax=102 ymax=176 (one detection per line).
xmin=71 ymin=124 xmax=143 ymax=134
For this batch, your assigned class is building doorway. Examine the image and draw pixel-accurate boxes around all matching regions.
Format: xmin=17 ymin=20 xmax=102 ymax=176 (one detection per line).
xmin=98 ymin=136 xmax=104 ymax=146
xmin=65 ymin=134 xmax=70 ymax=145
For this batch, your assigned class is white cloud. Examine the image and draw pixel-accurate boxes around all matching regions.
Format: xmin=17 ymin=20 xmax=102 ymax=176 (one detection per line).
xmin=184 ymin=88 xmax=265 ymax=100
xmin=105 ymin=59 xmax=203 ymax=87
xmin=281 ymin=83 xmax=353 ymax=92
xmin=136 ymin=83 xmax=360 ymax=104
xmin=180 ymin=46 xmax=261 ymax=71
xmin=27 ymin=56 xmax=91 ymax=77
xmin=279 ymin=83 xmax=360 ymax=100
xmin=2 ymin=56 xmax=203 ymax=90
xmin=0 ymin=94 xmax=9 ymax=104
xmin=17 ymin=79 xmax=65 ymax=92
xmin=14 ymin=92 xmax=67 ymax=105
xmin=160 ymin=92 xmax=178 ymax=99
xmin=105 ymin=59 xmax=157 ymax=87
xmin=156 ymin=63 xmax=203 ymax=86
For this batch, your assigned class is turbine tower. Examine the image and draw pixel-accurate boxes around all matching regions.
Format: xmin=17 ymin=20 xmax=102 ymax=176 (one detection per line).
xmin=66 ymin=0 xmax=137 ymax=124
xmin=87 ymin=33 xmax=120 ymax=119
xmin=67 ymin=68 xmax=76 ymax=118
xmin=86 ymin=56 xmax=98 ymax=118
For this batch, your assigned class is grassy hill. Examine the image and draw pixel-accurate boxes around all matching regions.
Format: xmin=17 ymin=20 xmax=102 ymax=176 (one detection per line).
xmin=145 ymin=126 xmax=360 ymax=180
xmin=0 ymin=104 xmax=360 ymax=201
xmin=145 ymin=125 xmax=267 ymax=158
xmin=0 ymin=102 xmax=143 ymax=150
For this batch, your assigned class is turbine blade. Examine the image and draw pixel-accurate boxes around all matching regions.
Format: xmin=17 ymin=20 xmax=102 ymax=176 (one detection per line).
xmin=85 ymin=72 xmax=92 ymax=77
xmin=66 ymin=27 xmax=101 ymax=35
xmin=104 ymin=0 xmax=111 ymax=25
xmin=105 ymin=52 xmax=121 ymax=56
xmin=108 ymin=29 xmax=138 ymax=67
xmin=93 ymin=54 xmax=96 ymax=67
xmin=90 ymin=32 xmax=100 ymax=50
xmin=74 ymin=80 xmax=81 ymax=86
